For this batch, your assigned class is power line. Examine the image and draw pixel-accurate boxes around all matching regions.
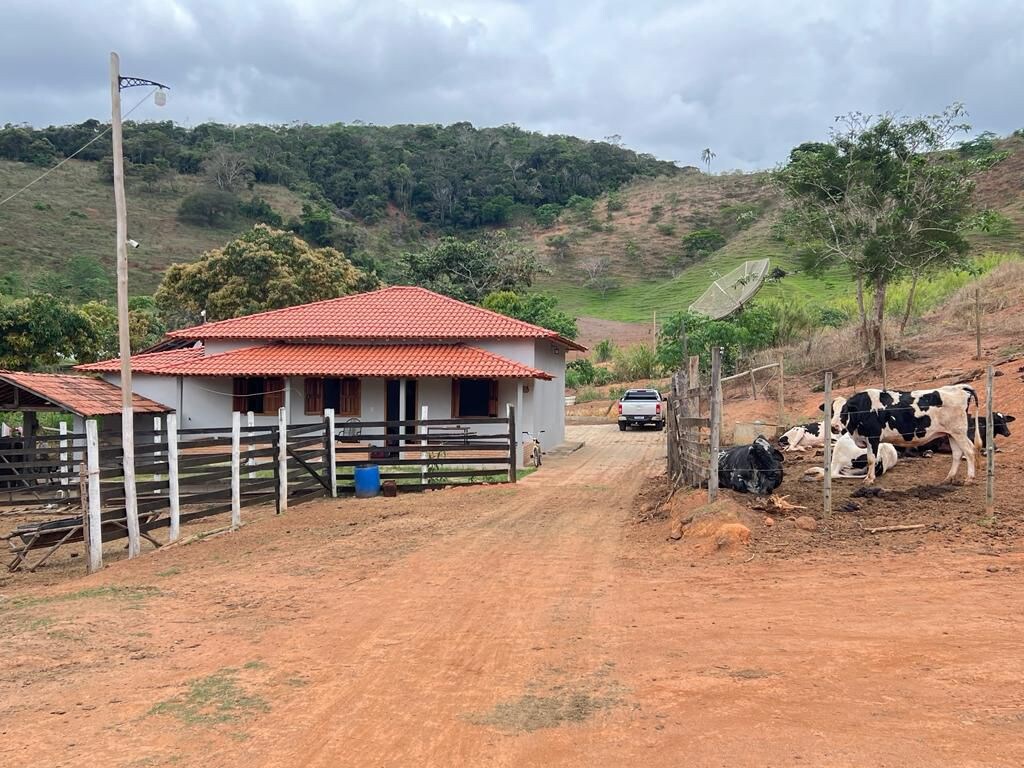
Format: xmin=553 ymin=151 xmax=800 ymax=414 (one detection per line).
xmin=0 ymin=88 xmax=158 ymax=209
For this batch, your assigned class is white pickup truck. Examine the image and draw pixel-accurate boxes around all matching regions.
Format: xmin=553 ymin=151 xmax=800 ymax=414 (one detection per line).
xmin=617 ymin=388 xmax=665 ymax=431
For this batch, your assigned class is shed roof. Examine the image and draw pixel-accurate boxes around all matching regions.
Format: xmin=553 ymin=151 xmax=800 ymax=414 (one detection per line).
xmin=0 ymin=371 xmax=172 ymax=417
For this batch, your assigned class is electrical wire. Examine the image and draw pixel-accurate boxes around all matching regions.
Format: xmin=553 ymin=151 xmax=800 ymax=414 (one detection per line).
xmin=0 ymin=87 xmax=159 ymax=209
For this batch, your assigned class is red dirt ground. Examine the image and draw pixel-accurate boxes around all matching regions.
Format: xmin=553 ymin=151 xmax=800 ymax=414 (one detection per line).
xmin=3 ymin=310 xmax=1024 ymax=767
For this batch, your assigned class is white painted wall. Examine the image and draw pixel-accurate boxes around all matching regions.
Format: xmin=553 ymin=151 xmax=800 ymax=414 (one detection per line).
xmin=203 ymin=339 xmax=271 ymax=356
xmin=533 ymin=340 xmax=568 ymax=449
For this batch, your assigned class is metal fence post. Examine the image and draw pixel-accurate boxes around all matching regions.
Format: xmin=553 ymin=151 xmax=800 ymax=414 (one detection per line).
xmin=708 ymin=346 xmax=722 ymax=502
xmin=419 ymin=404 xmax=429 ymax=488
xmin=823 ymin=372 xmax=833 ymax=518
xmin=246 ymin=410 xmax=256 ymax=480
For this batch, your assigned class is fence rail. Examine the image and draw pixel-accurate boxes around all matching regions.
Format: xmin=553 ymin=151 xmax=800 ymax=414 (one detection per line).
xmin=666 ymin=350 xmax=722 ymax=501
xmin=4 ymin=406 xmax=518 ymax=573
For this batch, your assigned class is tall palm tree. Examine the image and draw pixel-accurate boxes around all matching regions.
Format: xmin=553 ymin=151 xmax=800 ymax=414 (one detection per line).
xmin=701 ymin=147 xmax=716 ymax=176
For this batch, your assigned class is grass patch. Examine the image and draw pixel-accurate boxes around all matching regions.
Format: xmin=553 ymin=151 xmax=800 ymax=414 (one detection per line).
xmin=148 ymin=668 xmax=270 ymax=726
xmin=5 ymin=585 xmax=161 ymax=611
xmin=157 ymin=567 xmax=182 ymax=578
xmin=468 ymin=691 xmax=619 ymax=732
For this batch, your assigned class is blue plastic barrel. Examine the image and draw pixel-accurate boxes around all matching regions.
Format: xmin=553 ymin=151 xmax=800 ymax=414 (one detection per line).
xmin=353 ymin=464 xmax=381 ymax=498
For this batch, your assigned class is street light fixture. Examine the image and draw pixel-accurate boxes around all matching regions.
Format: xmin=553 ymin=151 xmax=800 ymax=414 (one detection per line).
xmin=109 ymin=52 xmax=169 ymax=558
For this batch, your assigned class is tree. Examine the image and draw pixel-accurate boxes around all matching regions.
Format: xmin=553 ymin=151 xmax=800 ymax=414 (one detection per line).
xmin=775 ymin=105 xmax=988 ymax=368
xmin=580 ymin=256 xmax=617 ymax=295
xmin=481 ymin=291 xmax=579 ymax=339
xmin=402 ymin=233 xmax=539 ymax=303
xmin=178 ymin=189 xmax=239 ymax=227
xmin=202 ymin=147 xmax=253 ymax=192
xmin=681 ymin=229 xmax=726 ymax=257
xmin=701 ymin=147 xmax=716 ymax=176
xmin=545 ymin=233 xmax=572 ymax=261
xmin=0 ymin=295 xmax=103 ymax=369
xmin=155 ymin=224 xmax=378 ymax=327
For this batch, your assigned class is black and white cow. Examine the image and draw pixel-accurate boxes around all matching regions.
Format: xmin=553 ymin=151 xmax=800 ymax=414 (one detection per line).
xmin=778 ymin=421 xmax=831 ymax=452
xmin=823 ymin=385 xmax=980 ymax=484
xmin=913 ymin=413 xmax=1015 ymax=454
xmin=718 ymin=435 xmax=784 ymax=494
xmin=805 ymin=433 xmax=898 ymax=479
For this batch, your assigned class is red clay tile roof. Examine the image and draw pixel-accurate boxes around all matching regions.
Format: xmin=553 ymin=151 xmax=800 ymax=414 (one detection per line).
xmin=164 ymin=286 xmax=586 ymax=351
xmin=76 ymin=346 xmax=204 ymax=374
xmin=79 ymin=344 xmax=553 ymax=380
xmin=0 ymin=371 xmax=172 ymax=417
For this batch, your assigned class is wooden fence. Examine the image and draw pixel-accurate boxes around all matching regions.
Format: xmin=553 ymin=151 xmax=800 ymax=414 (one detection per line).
xmin=666 ymin=348 xmax=723 ymax=501
xmin=3 ymin=406 xmax=517 ymax=573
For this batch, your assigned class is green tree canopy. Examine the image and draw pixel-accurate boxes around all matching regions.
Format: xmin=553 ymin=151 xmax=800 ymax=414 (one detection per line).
xmin=402 ymin=233 xmax=539 ymax=303
xmin=155 ymin=224 xmax=379 ymax=327
xmin=0 ymin=295 xmax=104 ymax=369
xmin=481 ymin=291 xmax=578 ymax=339
xmin=775 ymin=104 xmax=990 ymax=367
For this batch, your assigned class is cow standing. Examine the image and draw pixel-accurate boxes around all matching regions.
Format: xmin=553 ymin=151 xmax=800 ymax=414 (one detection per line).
xmin=826 ymin=385 xmax=980 ymax=484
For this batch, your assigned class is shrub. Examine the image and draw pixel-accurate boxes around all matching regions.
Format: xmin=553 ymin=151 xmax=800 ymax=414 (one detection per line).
xmin=238 ymin=196 xmax=283 ymax=226
xmin=612 ymin=344 xmax=659 ymax=381
xmin=177 ymin=189 xmax=239 ymax=227
xmin=594 ymin=338 xmax=614 ymax=362
xmin=566 ymin=358 xmax=597 ymax=386
xmin=647 ymin=204 xmax=664 ymax=223
xmin=681 ymin=229 xmax=726 ymax=257
xmin=566 ymin=195 xmax=596 ymax=222
xmin=656 ymin=222 xmax=676 ymax=236
xmin=535 ymin=203 xmax=562 ymax=228
xmin=606 ymin=192 xmax=625 ymax=215
xmin=574 ymin=386 xmax=603 ymax=403
xmin=592 ymin=366 xmax=614 ymax=386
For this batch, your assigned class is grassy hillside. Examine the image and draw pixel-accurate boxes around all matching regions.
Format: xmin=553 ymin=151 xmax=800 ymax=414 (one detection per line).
xmin=535 ymin=136 xmax=1024 ymax=322
xmin=0 ymin=159 xmax=313 ymax=296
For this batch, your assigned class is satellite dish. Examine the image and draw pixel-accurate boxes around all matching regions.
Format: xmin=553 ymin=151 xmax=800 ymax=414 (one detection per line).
xmin=689 ymin=259 xmax=771 ymax=319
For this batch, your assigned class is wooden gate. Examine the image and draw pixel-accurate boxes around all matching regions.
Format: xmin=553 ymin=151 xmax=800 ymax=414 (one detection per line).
xmin=666 ymin=350 xmax=722 ymax=497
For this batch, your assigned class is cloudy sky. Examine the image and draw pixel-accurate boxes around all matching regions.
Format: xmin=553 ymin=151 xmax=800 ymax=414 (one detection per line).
xmin=2 ymin=0 xmax=1022 ymax=169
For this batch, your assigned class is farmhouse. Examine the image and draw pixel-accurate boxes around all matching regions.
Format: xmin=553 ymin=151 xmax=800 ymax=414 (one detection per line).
xmin=77 ymin=286 xmax=582 ymax=452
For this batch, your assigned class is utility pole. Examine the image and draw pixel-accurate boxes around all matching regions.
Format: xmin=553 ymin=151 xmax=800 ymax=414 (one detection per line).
xmin=109 ymin=52 xmax=168 ymax=558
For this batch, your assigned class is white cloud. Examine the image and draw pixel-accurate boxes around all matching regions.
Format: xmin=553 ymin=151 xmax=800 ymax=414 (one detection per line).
xmin=1 ymin=0 xmax=1022 ymax=168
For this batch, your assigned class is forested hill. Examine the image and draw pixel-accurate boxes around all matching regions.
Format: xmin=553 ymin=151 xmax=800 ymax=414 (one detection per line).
xmin=0 ymin=121 xmax=678 ymax=228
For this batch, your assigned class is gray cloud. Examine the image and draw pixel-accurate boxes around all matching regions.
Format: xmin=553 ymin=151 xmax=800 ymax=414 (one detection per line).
xmin=1 ymin=0 xmax=1022 ymax=169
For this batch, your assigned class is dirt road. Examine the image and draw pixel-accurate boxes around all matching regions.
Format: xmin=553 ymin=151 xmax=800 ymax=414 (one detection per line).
xmin=3 ymin=425 xmax=1023 ymax=767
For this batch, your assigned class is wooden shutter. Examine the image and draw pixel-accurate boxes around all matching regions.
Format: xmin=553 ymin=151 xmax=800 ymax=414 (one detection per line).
xmin=264 ymin=377 xmax=285 ymax=413
xmin=451 ymin=379 xmax=461 ymax=418
xmin=488 ymin=380 xmax=499 ymax=418
xmin=304 ymin=378 xmax=323 ymax=415
xmin=340 ymin=378 xmax=361 ymax=416
xmin=232 ymin=378 xmax=247 ymax=413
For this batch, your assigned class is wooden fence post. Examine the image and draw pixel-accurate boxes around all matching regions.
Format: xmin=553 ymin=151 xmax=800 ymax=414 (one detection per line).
xmin=507 ymin=404 xmax=517 ymax=483
xmin=167 ymin=413 xmax=180 ymax=542
xmin=419 ymin=404 xmax=429 ymax=487
xmin=85 ymin=419 xmax=103 ymax=573
xmin=778 ymin=355 xmax=785 ymax=424
xmin=823 ymin=372 xmax=833 ymax=518
xmin=986 ymin=365 xmax=995 ymax=515
xmin=277 ymin=407 xmax=288 ymax=514
xmin=708 ymin=346 xmax=722 ymax=502
xmin=880 ymin=321 xmax=887 ymax=391
xmin=59 ymin=421 xmax=69 ymax=489
xmin=749 ymin=368 xmax=757 ymax=400
xmin=231 ymin=411 xmax=241 ymax=530
xmin=324 ymin=407 xmax=337 ymax=498
xmin=153 ymin=416 xmax=162 ymax=491
xmin=975 ymin=289 xmax=982 ymax=360
xmin=246 ymin=411 xmax=256 ymax=480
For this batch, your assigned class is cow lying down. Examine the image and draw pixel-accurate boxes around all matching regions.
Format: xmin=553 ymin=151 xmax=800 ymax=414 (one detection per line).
xmin=824 ymin=385 xmax=980 ymax=484
xmin=778 ymin=421 xmax=830 ymax=452
xmin=905 ymin=413 xmax=1014 ymax=456
xmin=718 ymin=436 xmax=784 ymax=495
xmin=805 ymin=433 xmax=898 ymax=479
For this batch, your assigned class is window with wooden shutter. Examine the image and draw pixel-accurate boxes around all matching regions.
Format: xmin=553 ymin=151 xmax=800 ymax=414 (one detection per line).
xmin=264 ymin=377 xmax=286 ymax=413
xmin=232 ymin=378 xmax=247 ymax=413
xmin=488 ymin=379 xmax=499 ymax=418
xmin=339 ymin=378 xmax=361 ymax=416
xmin=304 ymin=378 xmax=323 ymax=415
